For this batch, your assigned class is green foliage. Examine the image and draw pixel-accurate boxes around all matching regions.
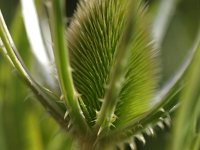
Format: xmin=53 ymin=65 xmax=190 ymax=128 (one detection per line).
xmin=171 ymin=32 xmax=200 ymax=150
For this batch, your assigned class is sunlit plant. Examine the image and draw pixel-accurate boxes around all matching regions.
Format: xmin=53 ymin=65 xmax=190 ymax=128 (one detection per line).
xmin=0 ymin=0 xmax=199 ymax=149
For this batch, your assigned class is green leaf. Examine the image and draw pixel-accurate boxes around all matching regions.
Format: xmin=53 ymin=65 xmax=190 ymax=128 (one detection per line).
xmin=152 ymin=0 xmax=181 ymax=46
xmin=171 ymin=30 xmax=200 ymax=150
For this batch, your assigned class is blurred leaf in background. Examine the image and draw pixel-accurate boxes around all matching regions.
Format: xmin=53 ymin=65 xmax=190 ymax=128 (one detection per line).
xmin=141 ymin=0 xmax=200 ymax=149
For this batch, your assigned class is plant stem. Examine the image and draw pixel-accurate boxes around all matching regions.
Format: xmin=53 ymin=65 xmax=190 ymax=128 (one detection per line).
xmin=95 ymin=0 xmax=137 ymax=135
xmin=48 ymin=0 xmax=90 ymax=135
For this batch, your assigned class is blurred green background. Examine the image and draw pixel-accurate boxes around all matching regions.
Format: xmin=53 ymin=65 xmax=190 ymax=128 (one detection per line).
xmin=0 ymin=0 xmax=199 ymax=149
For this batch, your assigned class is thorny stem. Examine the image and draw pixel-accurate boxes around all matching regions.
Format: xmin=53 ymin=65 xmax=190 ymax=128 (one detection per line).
xmin=95 ymin=0 xmax=137 ymax=135
xmin=47 ymin=0 xmax=90 ymax=135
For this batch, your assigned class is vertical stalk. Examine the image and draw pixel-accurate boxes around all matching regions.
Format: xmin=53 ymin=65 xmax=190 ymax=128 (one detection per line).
xmin=48 ymin=0 xmax=90 ymax=135
xmin=95 ymin=0 xmax=137 ymax=135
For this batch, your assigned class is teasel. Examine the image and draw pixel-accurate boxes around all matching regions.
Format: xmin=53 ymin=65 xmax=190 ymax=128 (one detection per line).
xmin=0 ymin=0 xmax=199 ymax=149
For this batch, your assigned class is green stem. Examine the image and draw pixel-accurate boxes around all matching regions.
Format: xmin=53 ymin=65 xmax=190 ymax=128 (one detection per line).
xmin=48 ymin=0 xmax=90 ymax=135
xmin=95 ymin=0 xmax=138 ymax=135
xmin=193 ymin=133 xmax=200 ymax=150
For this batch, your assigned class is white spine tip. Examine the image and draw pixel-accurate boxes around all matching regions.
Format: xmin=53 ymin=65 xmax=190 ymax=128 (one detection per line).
xmin=157 ymin=121 xmax=165 ymax=129
xmin=64 ymin=111 xmax=69 ymax=120
xmin=67 ymin=121 xmax=72 ymax=129
xmin=135 ymin=134 xmax=146 ymax=145
xmin=164 ymin=117 xmax=171 ymax=127
xmin=60 ymin=95 xmax=64 ymax=100
xmin=97 ymin=127 xmax=103 ymax=136
xmin=98 ymin=98 xmax=104 ymax=102
xmin=146 ymin=126 xmax=155 ymax=136
xmin=129 ymin=142 xmax=136 ymax=150
xmin=74 ymin=91 xmax=81 ymax=97
xmin=109 ymin=123 xmax=116 ymax=128
xmin=68 ymin=66 xmax=74 ymax=72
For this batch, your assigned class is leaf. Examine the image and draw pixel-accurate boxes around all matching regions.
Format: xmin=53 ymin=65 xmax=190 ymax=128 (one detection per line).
xmin=21 ymin=0 xmax=56 ymax=90
xmin=157 ymin=0 xmax=200 ymax=83
xmin=21 ymin=0 xmax=50 ymax=67
xmin=171 ymin=30 xmax=200 ymax=150
xmin=152 ymin=0 xmax=181 ymax=46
